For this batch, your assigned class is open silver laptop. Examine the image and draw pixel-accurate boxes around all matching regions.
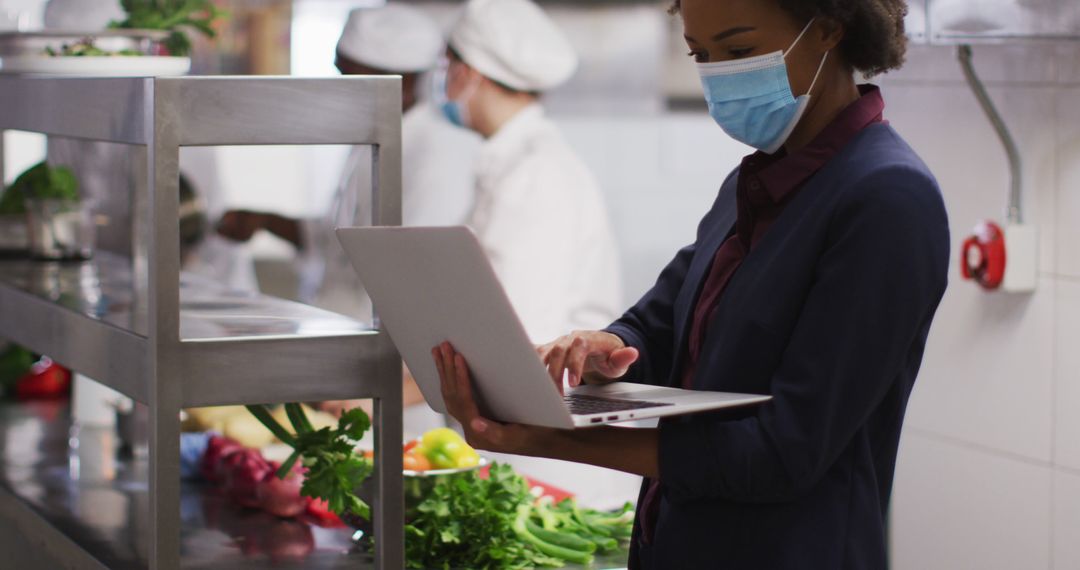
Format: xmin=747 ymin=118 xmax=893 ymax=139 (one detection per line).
xmin=336 ymin=226 xmax=771 ymax=430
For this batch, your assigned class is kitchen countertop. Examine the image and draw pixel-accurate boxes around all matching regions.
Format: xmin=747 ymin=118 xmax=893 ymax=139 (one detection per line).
xmin=0 ymin=401 xmax=629 ymax=569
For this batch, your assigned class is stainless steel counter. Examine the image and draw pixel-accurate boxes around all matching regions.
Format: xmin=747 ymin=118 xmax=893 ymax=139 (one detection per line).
xmin=0 ymin=402 xmax=375 ymax=569
xmin=0 ymin=402 xmax=629 ymax=569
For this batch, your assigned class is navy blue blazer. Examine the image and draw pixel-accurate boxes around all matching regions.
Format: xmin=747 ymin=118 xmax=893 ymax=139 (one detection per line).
xmin=606 ymin=123 xmax=950 ymax=570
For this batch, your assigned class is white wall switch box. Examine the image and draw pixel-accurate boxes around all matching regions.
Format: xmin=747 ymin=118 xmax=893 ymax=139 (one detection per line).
xmin=1003 ymin=223 xmax=1038 ymax=293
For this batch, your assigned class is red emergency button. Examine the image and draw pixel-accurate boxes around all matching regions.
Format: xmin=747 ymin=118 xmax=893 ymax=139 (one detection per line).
xmin=961 ymin=220 xmax=1006 ymax=290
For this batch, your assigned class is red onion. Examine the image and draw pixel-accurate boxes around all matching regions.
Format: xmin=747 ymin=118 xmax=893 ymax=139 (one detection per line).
xmin=224 ymin=449 xmax=273 ymax=508
xmin=201 ymin=436 xmax=244 ymax=483
xmin=257 ymin=461 xmax=308 ymax=519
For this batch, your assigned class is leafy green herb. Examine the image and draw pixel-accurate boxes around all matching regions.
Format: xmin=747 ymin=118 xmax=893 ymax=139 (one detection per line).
xmin=405 ymin=463 xmax=562 ymax=569
xmin=1 ymin=162 xmax=79 ymax=212
xmin=110 ymin=0 xmax=228 ymax=57
xmin=0 ymin=345 xmax=35 ymax=395
xmin=245 ymin=404 xmax=374 ymax=520
xmin=0 ymin=184 xmax=25 ymax=215
xmin=404 ymin=463 xmax=634 ymax=569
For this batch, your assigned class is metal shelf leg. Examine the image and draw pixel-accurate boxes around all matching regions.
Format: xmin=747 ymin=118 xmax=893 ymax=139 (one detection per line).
xmin=373 ymin=357 xmax=404 ymax=569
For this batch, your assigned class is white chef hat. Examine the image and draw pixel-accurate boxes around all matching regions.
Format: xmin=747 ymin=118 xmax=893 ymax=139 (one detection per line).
xmin=449 ymin=0 xmax=578 ymax=93
xmin=336 ymin=4 xmax=444 ymax=73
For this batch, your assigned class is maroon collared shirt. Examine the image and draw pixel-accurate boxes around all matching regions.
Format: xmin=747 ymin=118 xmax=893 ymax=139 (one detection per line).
xmin=641 ymin=84 xmax=886 ymax=544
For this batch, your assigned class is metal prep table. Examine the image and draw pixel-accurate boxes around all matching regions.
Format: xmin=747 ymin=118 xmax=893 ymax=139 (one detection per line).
xmin=0 ymin=75 xmax=405 ymax=569
xmin=0 ymin=403 xmax=631 ymax=570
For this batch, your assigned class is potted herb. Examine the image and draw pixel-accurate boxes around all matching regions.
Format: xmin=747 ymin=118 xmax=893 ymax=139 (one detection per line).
xmin=109 ymin=0 xmax=229 ymax=57
xmin=0 ymin=174 xmax=30 ymax=253
xmin=12 ymin=162 xmax=94 ymax=261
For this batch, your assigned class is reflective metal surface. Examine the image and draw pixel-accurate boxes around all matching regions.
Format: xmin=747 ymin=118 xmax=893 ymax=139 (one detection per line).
xmin=0 ymin=252 xmax=374 ymax=341
xmin=0 ymin=402 xmax=376 ymax=569
xmin=0 ymin=76 xmax=150 ymax=144
xmin=0 ymin=403 xmax=628 ymax=569
xmin=25 ymin=198 xmax=96 ymax=261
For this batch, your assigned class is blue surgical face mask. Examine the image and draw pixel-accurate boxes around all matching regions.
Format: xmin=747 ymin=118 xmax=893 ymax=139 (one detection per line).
xmin=697 ymin=19 xmax=829 ymax=154
xmin=432 ymin=58 xmax=479 ymax=129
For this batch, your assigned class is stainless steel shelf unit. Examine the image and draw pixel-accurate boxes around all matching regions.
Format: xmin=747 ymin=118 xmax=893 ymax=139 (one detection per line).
xmin=0 ymin=75 xmax=404 ymax=569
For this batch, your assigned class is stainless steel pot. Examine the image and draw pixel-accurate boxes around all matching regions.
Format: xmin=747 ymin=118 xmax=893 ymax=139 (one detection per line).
xmin=26 ymin=198 xmax=94 ymax=261
xmin=0 ymin=214 xmax=27 ymax=252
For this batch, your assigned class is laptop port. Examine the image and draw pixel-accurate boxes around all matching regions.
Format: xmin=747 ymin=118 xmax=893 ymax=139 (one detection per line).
xmin=607 ymin=416 xmax=618 ymax=421
xmin=591 ymin=418 xmax=602 ymax=423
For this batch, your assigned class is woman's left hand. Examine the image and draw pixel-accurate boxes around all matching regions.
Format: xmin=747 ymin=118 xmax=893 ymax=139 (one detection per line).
xmin=432 ymin=341 xmax=555 ymax=456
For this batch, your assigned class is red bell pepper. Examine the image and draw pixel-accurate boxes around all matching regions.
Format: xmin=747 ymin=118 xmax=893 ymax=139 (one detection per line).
xmin=14 ymin=357 xmax=71 ymax=400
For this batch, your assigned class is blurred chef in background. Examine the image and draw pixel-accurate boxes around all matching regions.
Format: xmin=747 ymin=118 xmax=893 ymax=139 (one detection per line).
xmin=218 ymin=3 xmax=478 ymax=318
xmin=434 ymin=0 xmax=635 ymax=509
xmin=437 ymin=0 xmax=622 ymax=344
xmin=217 ymin=3 xmax=478 ymax=435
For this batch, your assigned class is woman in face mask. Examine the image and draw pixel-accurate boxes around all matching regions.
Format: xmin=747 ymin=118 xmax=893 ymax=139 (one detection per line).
xmin=434 ymin=0 xmax=950 ymax=569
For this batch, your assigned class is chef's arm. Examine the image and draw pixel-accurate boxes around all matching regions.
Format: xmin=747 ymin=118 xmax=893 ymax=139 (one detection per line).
xmin=317 ymin=367 xmax=427 ymax=417
xmin=217 ymin=210 xmax=303 ymax=250
xmin=402 ymin=367 xmax=426 ymax=407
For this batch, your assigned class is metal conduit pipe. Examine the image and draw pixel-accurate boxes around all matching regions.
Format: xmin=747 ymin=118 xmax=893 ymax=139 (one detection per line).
xmin=957 ymin=44 xmax=1024 ymax=224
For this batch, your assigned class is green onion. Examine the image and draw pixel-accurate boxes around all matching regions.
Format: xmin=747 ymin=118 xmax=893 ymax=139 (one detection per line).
xmin=244 ymin=404 xmax=295 ymax=446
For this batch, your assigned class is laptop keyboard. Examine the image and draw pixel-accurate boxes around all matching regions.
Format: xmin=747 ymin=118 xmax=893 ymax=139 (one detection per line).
xmin=564 ymin=394 xmax=673 ymax=416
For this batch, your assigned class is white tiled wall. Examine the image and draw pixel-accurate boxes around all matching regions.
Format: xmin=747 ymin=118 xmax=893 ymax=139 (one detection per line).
xmin=1056 ymin=281 xmax=1080 ymax=472
xmin=1054 ymin=470 xmax=1080 ymax=569
xmin=891 ymin=433 xmax=1052 ymax=570
xmin=2 ymin=130 xmax=46 ymax=185
xmin=553 ymin=114 xmax=748 ymax=304
xmin=879 ymin=43 xmax=1080 ymax=569
xmin=1057 ymin=85 xmax=1080 ymax=278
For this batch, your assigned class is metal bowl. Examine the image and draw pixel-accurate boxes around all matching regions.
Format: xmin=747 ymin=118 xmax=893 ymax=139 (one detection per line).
xmin=402 ymin=457 xmax=490 ymax=514
xmin=348 ymin=456 xmax=490 ymax=538
xmin=403 ymin=456 xmax=489 ymax=478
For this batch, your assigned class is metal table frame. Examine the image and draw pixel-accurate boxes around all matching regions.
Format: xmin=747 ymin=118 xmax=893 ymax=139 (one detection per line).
xmin=0 ymin=75 xmax=405 ymax=569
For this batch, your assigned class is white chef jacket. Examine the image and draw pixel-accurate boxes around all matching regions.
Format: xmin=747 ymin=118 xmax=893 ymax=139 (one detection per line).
xmin=296 ymin=103 xmax=478 ymax=439
xmin=297 ymin=103 xmax=479 ymax=322
xmin=468 ymin=104 xmax=622 ymax=343
xmin=466 ymin=104 xmax=639 ymax=510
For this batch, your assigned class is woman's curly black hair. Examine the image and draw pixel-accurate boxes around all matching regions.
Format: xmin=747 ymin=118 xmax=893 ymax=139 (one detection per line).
xmin=670 ymin=0 xmax=908 ymax=77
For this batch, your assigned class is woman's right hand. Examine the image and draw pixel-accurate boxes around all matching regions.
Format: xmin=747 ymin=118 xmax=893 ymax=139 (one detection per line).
xmin=537 ymin=331 xmax=639 ymax=394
